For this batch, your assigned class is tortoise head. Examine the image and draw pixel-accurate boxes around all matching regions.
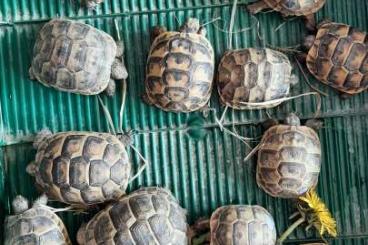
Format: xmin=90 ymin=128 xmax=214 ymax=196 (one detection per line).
xmin=12 ymin=195 xmax=29 ymax=214
xmin=285 ymin=113 xmax=301 ymax=126
xmin=303 ymin=35 xmax=316 ymax=51
xmin=33 ymin=128 xmax=52 ymax=149
xmin=180 ymin=18 xmax=201 ymax=34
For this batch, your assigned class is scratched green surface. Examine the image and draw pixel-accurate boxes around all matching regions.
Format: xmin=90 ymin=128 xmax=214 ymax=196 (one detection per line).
xmin=1 ymin=0 xmax=368 ymax=244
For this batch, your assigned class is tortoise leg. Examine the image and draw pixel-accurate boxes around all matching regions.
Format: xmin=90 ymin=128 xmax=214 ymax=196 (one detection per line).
xmin=150 ymin=26 xmax=167 ymax=43
xmin=317 ymin=19 xmax=333 ymax=28
xmin=262 ymin=118 xmax=279 ymax=130
xmin=142 ymin=93 xmax=153 ymax=106
xmin=29 ymin=67 xmax=36 ymax=80
xmin=296 ymin=52 xmax=308 ymax=64
xmin=192 ymin=218 xmax=210 ymax=232
xmin=246 ymin=1 xmax=269 ymax=14
xmin=305 ymin=119 xmax=324 ymax=131
xmin=304 ymin=15 xmax=317 ymax=32
xmin=189 ymin=218 xmax=211 ymax=245
xmin=26 ymin=161 xmax=37 ymax=176
xmin=339 ymin=92 xmax=354 ymax=99
xmin=198 ymin=27 xmax=207 ymax=37
xmin=111 ymin=58 xmax=128 ymax=80
xmin=115 ymin=41 xmax=124 ymax=58
xmin=105 ymin=79 xmax=116 ymax=97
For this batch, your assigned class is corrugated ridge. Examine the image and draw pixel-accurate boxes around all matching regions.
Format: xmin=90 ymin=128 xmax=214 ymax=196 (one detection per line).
xmin=1 ymin=0 xmax=368 ymax=244
xmin=2 ymin=115 xmax=368 ymax=243
xmin=0 ymin=0 xmax=249 ymax=23
xmin=1 ymin=3 xmax=368 ymax=146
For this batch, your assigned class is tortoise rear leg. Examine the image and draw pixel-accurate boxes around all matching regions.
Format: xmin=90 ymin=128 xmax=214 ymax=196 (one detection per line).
xmin=305 ymin=119 xmax=324 ymax=131
xmin=304 ymin=14 xmax=317 ymax=32
xmin=189 ymin=218 xmax=211 ymax=245
xmin=141 ymin=93 xmax=154 ymax=106
xmin=29 ymin=67 xmax=36 ymax=80
xmin=111 ymin=58 xmax=128 ymax=80
xmin=246 ymin=1 xmax=269 ymax=14
xmin=105 ymin=79 xmax=116 ymax=97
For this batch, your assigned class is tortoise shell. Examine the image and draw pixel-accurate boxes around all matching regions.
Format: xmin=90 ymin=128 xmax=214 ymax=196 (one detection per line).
xmin=263 ymin=0 xmax=326 ymax=16
xmin=257 ymin=118 xmax=321 ymax=198
xmin=306 ymin=22 xmax=368 ymax=94
xmin=210 ymin=205 xmax=276 ymax=245
xmin=30 ymin=19 xmax=117 ymax=95
xmin=77 ymin=187 xmax=187 ymax=245
xmin=28 ymin=132 xmax=131 ymax=205
xmin=4 ymin=196 xmax=71 ymax=245
xmin=218 ymin=48 xmax=295 ymax=109
xmin=145 ymin=19 xmax=215 ymax=112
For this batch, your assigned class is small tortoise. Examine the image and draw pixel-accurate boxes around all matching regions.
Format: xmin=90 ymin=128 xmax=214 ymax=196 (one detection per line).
xmin=77 ymin=187 xmax=188 ymax=245
xmin=144 ymin=18 xmax=215 ymax=112
xmin=218 ymin=48 xmax=298 ymax=109
xmin=303 ymin=22 xmax=368 ymax=96
xmin=191 ymin=205 xmax=276 ymax=245
xmin=27 ymin=130 xmax=131 ymax=206
xmin=257 ymin=113 xmax=321 ymax=198
xmin=4 ymin=195 xmax=71 ymax=245
xmin=30 ymin=19 xmax=128 ymax=96
xmin=247 ymin=0 xmax=326 ymax=30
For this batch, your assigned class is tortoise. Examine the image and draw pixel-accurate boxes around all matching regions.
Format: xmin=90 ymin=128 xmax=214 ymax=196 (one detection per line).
xmin=144 ymin=18 xmax=215 ymax=112
xmin=77 ymin=187 xmax=188 ymax=245
xmin=26 ymin=130 xmax=131 ymax=206
xmin=247 ymin=0 xmax=326 ymax=30
xmin=257 ymin=113 xmax=322 ymax=198
xmin=4 ymin=195 xmax=71 ymax=245
xmin=29 ymin=19 xmax=128 ymax=96
xmin=302 ymin=22 xmax=368 ymax=96
xmin=217 ymin=48 xmax=298 ymax=109
xmin=191 ymin=205 xmax=276 ymax=245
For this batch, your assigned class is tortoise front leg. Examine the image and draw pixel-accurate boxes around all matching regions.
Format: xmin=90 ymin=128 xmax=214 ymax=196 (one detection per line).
xmin=247 ymin=1 xmax=269 ymax=14
xmin=304 ymin=14 xmax=317 ymax=32
xmin=111 ymin=58 xmax=128 ymax=80
xmin=150 ymin=26 xmax=167 ymax=43
xmin=104 ymin=79 xmax=116 ymax=97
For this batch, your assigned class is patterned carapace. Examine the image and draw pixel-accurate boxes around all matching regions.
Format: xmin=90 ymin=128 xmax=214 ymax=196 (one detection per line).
xmin=77 ymin=187 xmax=187 ymax=245
xmin=27 ymin=132 xmax=131 ymax=206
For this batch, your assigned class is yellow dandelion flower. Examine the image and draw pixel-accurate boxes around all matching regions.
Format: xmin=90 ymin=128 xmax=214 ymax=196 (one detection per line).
xmin=299 ymin=189 xmax=337 ymax=237
xmin=277 ymin=189 xmax=338 ymax=245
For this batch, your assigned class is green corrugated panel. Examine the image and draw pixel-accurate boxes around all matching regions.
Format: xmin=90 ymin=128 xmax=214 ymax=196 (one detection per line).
xmin=1 ymin=0 xmax=368 ymax=244
xmin=1 ymin=2 xmax=368 ymax=145
xmin=1 ymin=116 xmax=368 ymax=244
